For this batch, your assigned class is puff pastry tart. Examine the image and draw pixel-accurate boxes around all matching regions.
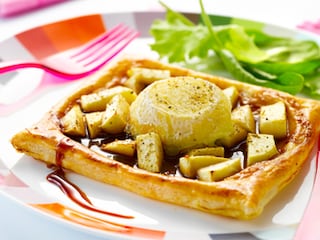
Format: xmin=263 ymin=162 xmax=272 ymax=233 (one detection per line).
xmin=11 ymin=57 xmax=320 ymax=219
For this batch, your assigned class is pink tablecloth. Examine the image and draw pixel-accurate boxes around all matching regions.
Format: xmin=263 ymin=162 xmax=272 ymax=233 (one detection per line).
xmin=297 ymin=19 xmax=320 ymax=35
xmin=0 ymin=0 xmax=65 ymax=17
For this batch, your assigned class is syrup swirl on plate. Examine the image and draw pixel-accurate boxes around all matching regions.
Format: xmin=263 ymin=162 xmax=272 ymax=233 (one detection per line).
xmin=47 ymin=138 xmax=133 ymax=219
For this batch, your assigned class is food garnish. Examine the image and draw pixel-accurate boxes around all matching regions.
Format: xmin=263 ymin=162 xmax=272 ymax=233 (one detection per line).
xmin=150 ymin=0 xmax=320 ymax=98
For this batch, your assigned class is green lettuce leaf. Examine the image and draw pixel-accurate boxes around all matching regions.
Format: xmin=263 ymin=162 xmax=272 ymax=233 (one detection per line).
xmin=151 ymin=20 xmax=212 ymax=62
xmin=149 ymin=0 xmax=320 ymax=98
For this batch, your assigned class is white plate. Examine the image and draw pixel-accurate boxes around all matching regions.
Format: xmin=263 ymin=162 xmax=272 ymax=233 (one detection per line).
xmin=0 ymin=11 xmax=318 ymax=240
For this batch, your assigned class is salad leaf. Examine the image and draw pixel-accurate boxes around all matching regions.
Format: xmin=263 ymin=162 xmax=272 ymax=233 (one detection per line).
xmin=151 ymin=20 xmax=211 ymax=62
xmin=201 ymin=0 xmax=303 ymax=94
xmin=246 ymin=29 xmax=320 ymax=63
xmin=150 ymin=0 xmax=320 ymax=98
xmin=150 ymin=3 xmax=212 ymax=62
xmin=217 ymin=46 xmax=304 ymax=94
xmin=216 ymin=25 xmax=269 ymax=63
xmin=303 ymin=73 xmax=320 ymax=98
xmin=247 ymin=59 xmax=320 ymax=75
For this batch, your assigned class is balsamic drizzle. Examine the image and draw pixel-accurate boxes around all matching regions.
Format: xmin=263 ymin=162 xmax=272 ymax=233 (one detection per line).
xmin=46 ymin=138 xmax=134 ymax=219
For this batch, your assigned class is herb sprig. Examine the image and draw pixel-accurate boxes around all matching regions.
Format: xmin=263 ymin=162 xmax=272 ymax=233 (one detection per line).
xmin=150 ymin=0 xmax=320 ymax=98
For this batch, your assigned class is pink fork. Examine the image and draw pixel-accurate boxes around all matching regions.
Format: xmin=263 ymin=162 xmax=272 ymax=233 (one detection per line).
xmin=0 ymin=24 xmax=139 ymax=115
xmin=0 ymin=24 xmax=138 ymax=79
xmin=294 ymin=135 xmax=320 ymax=240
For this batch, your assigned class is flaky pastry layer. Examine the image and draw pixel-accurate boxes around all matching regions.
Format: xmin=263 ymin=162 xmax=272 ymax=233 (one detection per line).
xmin=11 ymin=57 xmax=320 ymax=219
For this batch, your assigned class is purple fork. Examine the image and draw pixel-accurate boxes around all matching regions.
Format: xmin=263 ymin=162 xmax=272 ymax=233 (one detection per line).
xmin=0 ymin=24 xmax=139 ymax=116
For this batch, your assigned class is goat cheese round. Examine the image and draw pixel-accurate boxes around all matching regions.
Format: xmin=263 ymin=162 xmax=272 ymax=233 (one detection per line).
xmin=128 ymin=77 xmax=233 ymax=155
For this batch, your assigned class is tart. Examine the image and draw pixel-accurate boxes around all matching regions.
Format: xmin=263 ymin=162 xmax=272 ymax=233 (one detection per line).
xmin=11 ymin=57 xmax=320 ymax=219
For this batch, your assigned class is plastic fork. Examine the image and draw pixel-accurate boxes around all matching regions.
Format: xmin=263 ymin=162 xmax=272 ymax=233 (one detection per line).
xmin=0 ymin=24 xmax=138 ymax=79
xmin=294 ymin=135 xmax=320 ymax=240
xmin=0 ymin=24 xmax=139 ymax=115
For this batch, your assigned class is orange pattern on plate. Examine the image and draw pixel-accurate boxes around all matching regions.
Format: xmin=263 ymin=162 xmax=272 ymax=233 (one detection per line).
xmin=31 ymin=202 xmax=165 ymax=239
xmin=15 ymin=14 xmax=106 ymax=59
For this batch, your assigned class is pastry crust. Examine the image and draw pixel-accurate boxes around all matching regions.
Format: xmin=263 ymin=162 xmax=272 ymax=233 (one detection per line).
xmin=11 ymin=57 xmax=320 ymax=219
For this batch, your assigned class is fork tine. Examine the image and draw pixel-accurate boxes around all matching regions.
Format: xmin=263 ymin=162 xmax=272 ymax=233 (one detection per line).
xmin=75 ymin=26 xmax=136 ymax=65
xmin=80 ymin=27 xmax=138 ymax=67
xmin=74 ymin=25 xmax=134 ymax=63
xmin=83 ymin=29 xmax=139 ymax=72
xmin=71 ymin=24 xmax=127 ymax=58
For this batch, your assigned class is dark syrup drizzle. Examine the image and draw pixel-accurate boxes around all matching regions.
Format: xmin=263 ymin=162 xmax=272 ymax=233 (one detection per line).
xmin=85 ymin=133 xmax=183 ymax=177
xmin=47 ymin=138 xmax=133 ymax=219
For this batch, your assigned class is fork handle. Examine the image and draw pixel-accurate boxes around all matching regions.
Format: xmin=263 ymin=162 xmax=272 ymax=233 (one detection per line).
xmin=0 ymin=60 xmax=42 ymax=74
xmin=294 ymin=142 xmax=320 ymax=240
xmin=0 ymin=60 xmax=88 ymax=79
